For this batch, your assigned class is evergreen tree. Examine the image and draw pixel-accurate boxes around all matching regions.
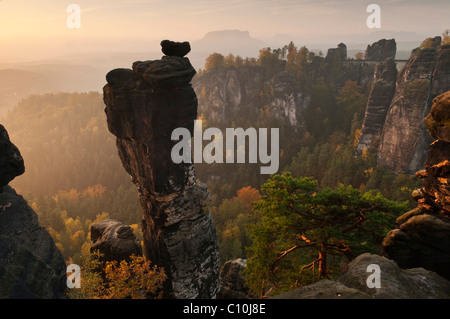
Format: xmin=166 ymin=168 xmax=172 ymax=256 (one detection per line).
xmin=245 ymin=172 xmax=407 ymax=297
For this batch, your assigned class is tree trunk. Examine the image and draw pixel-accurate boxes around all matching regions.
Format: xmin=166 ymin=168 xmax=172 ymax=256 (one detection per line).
xmin=318 ymin=243 xmax=328 ymax=278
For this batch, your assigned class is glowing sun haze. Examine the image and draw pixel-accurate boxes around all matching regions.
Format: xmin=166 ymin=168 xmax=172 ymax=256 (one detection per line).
xmin=0 ymin=0 xmax=449 ymax=62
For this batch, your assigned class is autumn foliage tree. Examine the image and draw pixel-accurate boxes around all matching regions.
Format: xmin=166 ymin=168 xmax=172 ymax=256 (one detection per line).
xmin=245 ymin=172 xmax=407 ymax=298
xmin=204 ymin=52 xmax=225 ymax=71
xmin=67 ymin=251 xmax=166 ymax=299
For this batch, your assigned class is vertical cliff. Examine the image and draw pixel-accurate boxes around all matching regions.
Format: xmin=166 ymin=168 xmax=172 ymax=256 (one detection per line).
xmin=103 ymin=41 xmax=220 ymax=298
xmin=357 ymin=58 xmax=397 ymax=152
xmin=377 ymin=38 xmax=450 ymax=174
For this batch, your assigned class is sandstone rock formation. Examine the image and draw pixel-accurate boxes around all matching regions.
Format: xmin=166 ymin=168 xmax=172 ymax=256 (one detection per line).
xmin=357 ymin=58 xmax=398 ymax=152
xmin=160 ymin=40 xmax=191 ymax=57
xmin=0 ymin=124 xmax=24 ymax=188
xmin=272 ymin=253 xmax=450 ymax=299
xmin=382 ymin=91 xmax=450 ymax=280
xmin=192 ymin=41 xmax=374 ymax=128
xmin=0 ymin=124 xmax=66 ymax=298
xmin=193 ymin=66 xmax=307 ymax=126
xmin=103 ymin=41 xmax=220 ymax=298
xmin=325 ymin=43 xmax=347 ymax=61
xmin=90 ymin=219 xmax=142 ymax=263
xmin=364 ymin=39 xmax=396 ymax=61
xmin=217 ymin=258 xmax=254 ymax=299
xmin=377 ymin=39 xmax=450 ymax=174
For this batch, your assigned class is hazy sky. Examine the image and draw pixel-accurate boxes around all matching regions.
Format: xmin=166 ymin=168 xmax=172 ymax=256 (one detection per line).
xmin=1 ymin=0 xmax=449 ymax=62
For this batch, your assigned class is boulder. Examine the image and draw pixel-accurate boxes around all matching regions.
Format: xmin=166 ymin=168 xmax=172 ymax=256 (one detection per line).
xmin=338 ymin=253 xmax=450 ymax=299
xmin=382 ymin=212 xmax=450 ymax=279
xmin=218 ymin=259 xmax=254 ymax=299
xmin=271 ymin=279 xmax=370 ymax=299
xmin=90 ymin=219 xmax=142 ymax=263
xmin=160 ymin=40 xmax=191 ymax=57
xmin=272 ymin=253 xmax=450 ymax=299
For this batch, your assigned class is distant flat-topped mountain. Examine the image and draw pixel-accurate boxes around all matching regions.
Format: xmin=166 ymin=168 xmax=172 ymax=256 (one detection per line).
xmin=193 ymin=30 xmax=266 ymax=54
xmin=190 ymin=30 xmax=267 ymax=69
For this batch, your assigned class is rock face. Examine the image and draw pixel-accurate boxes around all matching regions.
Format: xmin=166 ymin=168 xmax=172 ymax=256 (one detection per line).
xmin=431 ymin=44 xmax=450 ymax=99
xmin=364 ymin=39 xmax=396 ymax=61
xmin=194 ymin=67 xmax=309 ymax=127
xmin=0 ymin=124 xmax=66 ymax=298
xmin=90 ymin=219 xmax=142 ymax=263
xmin=357 ymin=58 xmax=398 ymax=152
xmin=103 ymin=41 xmax=220 ymax=298
xmin=377 ymin=40 xmax=450 ymax=174
xmin=218 ymin=259 xmax=254 ymax=299
xmin=272 ymin=253 xmax=450 ymax=299
xmin=382 ymin=91 xmax=450 ymax=280
xmin=0 ymin=124 xmax=24 ymax=188
xmin=193 ymin=42 xmax=374 ymax=129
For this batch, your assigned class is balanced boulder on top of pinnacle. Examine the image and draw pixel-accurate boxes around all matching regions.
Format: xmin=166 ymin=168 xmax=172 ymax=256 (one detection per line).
xmin=160 ymin=40 xmax=191 ymax=57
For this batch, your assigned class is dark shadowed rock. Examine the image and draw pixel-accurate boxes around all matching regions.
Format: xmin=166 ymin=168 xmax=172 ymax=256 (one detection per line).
xmin=0 ymin=186 xmax=66 ymax=298
xmin=382 ymin=212 xmax=450 ymax=279
xmin=325 ymin=43 xmax=347 ymax=62
xmin=161 ymin=40 xmax=191 ymax=57
xmin=0 ymin=124 xmax=65 ymax=298
xmin=132 ymin=56 xmax=196 ymax=88
xmin=90 ymin=219 xmax=142 ymax=263
xmin=103 ymin=43 xmax=220 ymax=298
xmin=0 ymin=124 xmax=24 ymax=188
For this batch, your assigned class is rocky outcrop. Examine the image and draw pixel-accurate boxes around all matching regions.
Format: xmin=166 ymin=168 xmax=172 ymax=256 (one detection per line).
xmin=325 ymin=43 xmax=347 ymax=61
xmin=90 ymin=219 xmax=142 ymax=263
xmin=103 ymin=41 xmax=220 ymax=298
xmin=0 ymin=124 xmax=66 ymax=299
xmin=357 ymin=58 xmax=397 ymax=152
xmin=218 ymin=258 xmax=254 ymax=299
xmin=382 ymin=91 xmax=450 ymax=280
xmin=364 ymin=39 xmax=396 ymax=61
xmin=0 ymin=124 xmax=24 ymax=188
xmin=272 ymin=253 xmax=450 ymax=299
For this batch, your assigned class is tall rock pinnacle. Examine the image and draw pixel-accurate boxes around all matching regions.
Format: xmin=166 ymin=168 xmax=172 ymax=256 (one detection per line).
xmin=103 ymin=41 xmax=220 ymax=298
